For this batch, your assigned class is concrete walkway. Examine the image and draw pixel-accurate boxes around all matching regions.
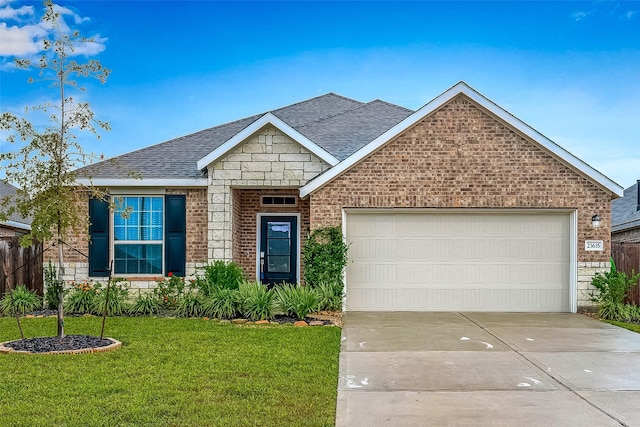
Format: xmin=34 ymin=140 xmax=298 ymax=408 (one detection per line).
xmin=336 ymin=312 xmax=640 ymax=426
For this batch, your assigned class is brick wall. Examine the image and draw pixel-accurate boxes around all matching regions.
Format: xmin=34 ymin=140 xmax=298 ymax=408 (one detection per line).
xmin=207 ymin=125 xmax=331 ymax=261
xmin=309 ymin=95 xmax=613 ymax=308
xmin=232 ymin=189 xmax=310 ymax=281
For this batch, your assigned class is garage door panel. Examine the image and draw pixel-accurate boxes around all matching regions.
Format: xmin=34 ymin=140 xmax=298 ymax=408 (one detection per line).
xmin=346 ymin=212 xmax=571 ymax=312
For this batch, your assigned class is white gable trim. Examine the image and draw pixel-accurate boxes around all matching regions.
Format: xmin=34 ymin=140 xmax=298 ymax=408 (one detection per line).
xmin=196 ymin=112 xmax=339 ymax=170
xmin=75 ymin=178 xmax=207 ymax=187
xmin=300 ymin=82 xmax=623 ymax=198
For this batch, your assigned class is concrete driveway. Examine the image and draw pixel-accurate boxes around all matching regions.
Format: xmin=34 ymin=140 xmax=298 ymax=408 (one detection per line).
xmin=336 ymin=312 xmax=640 ymax=426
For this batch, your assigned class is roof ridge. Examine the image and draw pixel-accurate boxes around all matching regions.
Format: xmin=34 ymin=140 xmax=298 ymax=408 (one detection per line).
xmin=270 ymin=92 xmax=363 ymax=115
xmin=293 ymin=97 xmax=409 ymax=131
xmin=365 ymin=99 xmax=414 ymax=113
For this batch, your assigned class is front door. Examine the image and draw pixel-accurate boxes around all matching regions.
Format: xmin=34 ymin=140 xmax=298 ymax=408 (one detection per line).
xmin=259 ymin=215 xmax=298 ymax=285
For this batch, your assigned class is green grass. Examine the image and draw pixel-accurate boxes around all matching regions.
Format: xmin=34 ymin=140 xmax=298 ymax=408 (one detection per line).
xmin=606 ymin=320 xmax=640 ymax=334
xmin=0 ymin=317 xmax=341 ymax=427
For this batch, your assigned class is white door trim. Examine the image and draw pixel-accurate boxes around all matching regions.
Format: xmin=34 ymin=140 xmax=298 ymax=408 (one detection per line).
xmin=255 ymin=212 xmax=301 ymax=284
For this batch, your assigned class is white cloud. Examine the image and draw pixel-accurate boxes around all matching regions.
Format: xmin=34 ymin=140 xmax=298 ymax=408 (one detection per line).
xmin=624 ymin=10 xmax=637 ymax=20
xmin=0 ymin=22 xmax=45 ymax=56
xmin=572 ymin=10 xmax=591 ymax=21
xmin=0 ymin=2 xmax=33 ymax=20
xmin=0 ymin=1 xmax=105 ymax=58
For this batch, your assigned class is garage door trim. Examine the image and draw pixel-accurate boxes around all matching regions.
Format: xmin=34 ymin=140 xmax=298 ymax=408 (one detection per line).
xmin=342 ymin=208 xmax=578 ymax=313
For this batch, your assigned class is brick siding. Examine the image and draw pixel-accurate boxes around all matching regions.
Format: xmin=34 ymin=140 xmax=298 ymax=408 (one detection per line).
xmin=308 ymin=95 xmax=613 ymax=308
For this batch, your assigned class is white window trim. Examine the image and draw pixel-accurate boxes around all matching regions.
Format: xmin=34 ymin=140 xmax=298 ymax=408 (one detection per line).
xmin=255 ymin=212 xmax=301 ymax=284
xmin=111 ymin=195 xmax=165 ymax=277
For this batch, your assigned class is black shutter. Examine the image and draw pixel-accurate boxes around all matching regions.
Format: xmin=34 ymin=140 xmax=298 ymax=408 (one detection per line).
xmin=88 ymin=197 xmax=110 ymax=277
xmin=164 ymin=195 xmax=186 ymax=276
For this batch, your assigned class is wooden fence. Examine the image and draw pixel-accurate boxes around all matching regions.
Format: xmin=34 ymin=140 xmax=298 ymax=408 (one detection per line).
xmin=0 ymin=237 xmax=44 ymax=296
xmin=612 ymin=242 xmax=640 ymax=306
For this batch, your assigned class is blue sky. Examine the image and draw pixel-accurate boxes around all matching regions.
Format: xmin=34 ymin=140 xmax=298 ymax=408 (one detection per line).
xmin=1 ymin=0 xmax=639 ymax=188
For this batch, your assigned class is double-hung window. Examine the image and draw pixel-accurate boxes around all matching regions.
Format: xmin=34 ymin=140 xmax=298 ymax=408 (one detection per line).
xmin=113 ymin=196 xmax=163 ymax=274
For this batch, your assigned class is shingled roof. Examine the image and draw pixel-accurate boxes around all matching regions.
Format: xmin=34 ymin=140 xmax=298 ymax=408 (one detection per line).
xmin=0 ymin=180 xmax=31 ymax=229
xmin=612 ymin=181 xmax=640 ymax=233
xmin=78 ymin=93 xmax=413 ymax=180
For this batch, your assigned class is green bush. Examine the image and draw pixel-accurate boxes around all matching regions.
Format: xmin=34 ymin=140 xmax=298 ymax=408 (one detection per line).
xmin=198 ymin=261 xmax=244 ymax=292
xmin=590 ymin=258 xmax=640 ymax=306
xmin=238 ymin=281 xmax=276 ymax=321
xmin=303 ymin=226 xmax=349 ymax=286
xmin=153 ymin=273 xmax=186 ymax=309
xmin=93 ymin=280 xmax=130 ymax=316
xmin=129 ymin=293 xmax=161 ymax=316
xmin=176 ymin=291 xmax=205 ymax=318
xmin=274 ymin=283 xmax=318 ymax=320
xmin=598 ymin=301 xmax=631 ymax=322
xmin=315 ymin=281 xmax=344 ymax=312
xmin=64 ymin=282 xmax=99 ymax=314
xmin=203 ymin=287 xmax=239 ymax=319
xmin=0 ymin=285 xmax=41 ymax=315
xmin=44 ymin=261 xmax=61 ymax=310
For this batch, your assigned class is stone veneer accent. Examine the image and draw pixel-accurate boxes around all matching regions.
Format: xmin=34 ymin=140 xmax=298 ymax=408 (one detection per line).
xmin=44 ymin=188 xmax=208 ymax=293
xmin=577 ymin=262 xmax=610 ymax=307
xmin=207 ymin=125 xmax=331 ymax=261
xmin=309 ymin=95 xmax=613 ymax=309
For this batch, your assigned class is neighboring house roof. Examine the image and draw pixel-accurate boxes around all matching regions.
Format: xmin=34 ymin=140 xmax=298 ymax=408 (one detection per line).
xmin=300 ymin=82 xmax=624 ymax=198
xmin=612 ymin=181 xmax=640 ymax=233
xmin=0 ymin=180 xmax=31 ymax=231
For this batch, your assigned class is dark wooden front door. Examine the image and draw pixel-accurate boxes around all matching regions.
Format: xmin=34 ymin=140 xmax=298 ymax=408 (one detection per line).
xmin=259 ymin=216 xmax=298 ymax=285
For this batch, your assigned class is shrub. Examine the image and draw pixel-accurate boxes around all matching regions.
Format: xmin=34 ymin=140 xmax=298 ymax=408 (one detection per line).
xmin=0 ymin=285 xmax=41 ymax=315
xmin=315 ymin=281 xmax=344 ymax=312
xmin=274 ymin=283 xmax=318 ymax=320
xmin=238 ymin=281 xmax=276 ymax=321
xmin=154 ymin=273 xmax=186 ymax=309
xmin=598 ymin=301 xmax=631 ymax=322
xmin=198 ymin=261 xmax=244 ymax=292
xmin=203 ymin=287 xmax=239 ymax=319
xmin=44 ymin=261 xmax=61 ymax=310
xmin=93 ymin=280 xmax=130 ymax=316
xmin=176 ymin=291 xmax=205 ymax=318
xmin=627 ymin=304 xmax=640 ymax=323
xmin=65 ymin=282 xmax=99 ymax=314
xmin=590 ymin=258 xmax=640 ymax=306
xmin=303 ymin=226 xmax=349 ymax=286
xmin=129 ymin=293 xmax=161 ymax=316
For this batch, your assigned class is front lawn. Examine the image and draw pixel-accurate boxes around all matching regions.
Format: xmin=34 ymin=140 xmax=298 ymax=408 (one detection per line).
xmin=0 ymin=317 xmax=341 ymax=427
xmin=606 ymin=320 xmax=640 ymax=334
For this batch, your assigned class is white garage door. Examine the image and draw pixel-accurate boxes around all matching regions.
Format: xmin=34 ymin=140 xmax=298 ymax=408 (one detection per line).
xmin=345 ymin=211 xmax=571 ymax=312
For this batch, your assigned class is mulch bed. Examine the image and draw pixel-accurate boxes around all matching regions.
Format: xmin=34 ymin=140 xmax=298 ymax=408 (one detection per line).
xmin=3 ymin=335 xmax=114 ymax=353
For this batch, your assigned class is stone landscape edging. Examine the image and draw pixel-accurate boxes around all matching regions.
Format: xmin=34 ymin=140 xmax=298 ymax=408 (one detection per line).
xmin=0 ymin=338 xmax=122 ymax=355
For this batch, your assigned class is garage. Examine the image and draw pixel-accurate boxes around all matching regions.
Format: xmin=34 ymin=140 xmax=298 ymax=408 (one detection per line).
xmin=345 ymin=210 xmax=573 ymax=312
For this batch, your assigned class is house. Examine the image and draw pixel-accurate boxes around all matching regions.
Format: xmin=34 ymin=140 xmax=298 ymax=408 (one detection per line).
xmin=54 ymin=82 xmax=622 ymax=313
xmin=0 ymin=180 xmax=31 ymax=237
xmin=612 ymin=181 xmax=640 ymax=243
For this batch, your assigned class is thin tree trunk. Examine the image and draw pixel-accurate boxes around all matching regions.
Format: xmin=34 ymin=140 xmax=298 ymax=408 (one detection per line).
xmin=57 ymin=237 xmax=65 ymax=338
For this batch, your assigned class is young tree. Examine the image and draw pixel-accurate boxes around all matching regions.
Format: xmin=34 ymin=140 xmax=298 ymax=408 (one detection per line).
xmin=0 ymin=0 xmax=110 ymax=337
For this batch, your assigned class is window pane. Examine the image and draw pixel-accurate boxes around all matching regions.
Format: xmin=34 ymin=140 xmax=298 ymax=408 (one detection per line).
xmin=268 ymin=255 xmax=290 ymax=273
xmin=152 ymin=197 xmax=163 ymax=211
xmin=114 ymin=226 xmax=125 ymax=241
xmin=114 ymin=243 xmax=162 ymax=274
xmin=268 ymin=222 xmax=290 ymax=238
xmin=268 ymin=239 xmax=290 ymax=256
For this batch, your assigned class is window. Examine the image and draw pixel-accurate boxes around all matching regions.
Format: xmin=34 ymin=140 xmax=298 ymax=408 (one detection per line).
xmin=89 ymin=194 xmax=186 ymax=278
xmin=261 ymin=195 xmax=297 ymax=206
xmin=113 ymin=196 xmax=163 ymax=274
